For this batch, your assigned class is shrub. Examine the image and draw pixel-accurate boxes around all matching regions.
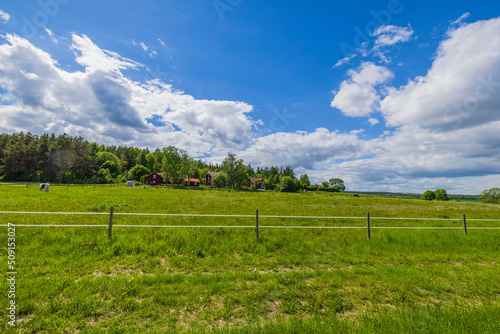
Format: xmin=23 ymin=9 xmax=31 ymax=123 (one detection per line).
xmin=277 ymin=176 xmax=297 ymax=192
xmin=318 ymin=187 xmax=339 ymax=192
xmin=479 ymin=188 xmax=500 ymax=204
xmin=434 ymin=189 xmax=449 ymax=201
xmin=421 ymin=190 xmax=436 ymax=200
xmin=129 ymin=165 xmax=150 ymax=182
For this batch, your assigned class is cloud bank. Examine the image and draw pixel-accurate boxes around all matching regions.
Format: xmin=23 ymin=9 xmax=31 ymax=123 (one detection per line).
xmin=1 ymin=17 xmax=500 ymax=193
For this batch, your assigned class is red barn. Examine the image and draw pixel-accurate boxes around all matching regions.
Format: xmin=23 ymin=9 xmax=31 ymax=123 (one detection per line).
xmin=205 ymin=171 xmax=219 ymax=186
xmin=184 ymin=178 xmax=200 ymax=187
xmin=146 ymin=173 xmax=164 ymax=186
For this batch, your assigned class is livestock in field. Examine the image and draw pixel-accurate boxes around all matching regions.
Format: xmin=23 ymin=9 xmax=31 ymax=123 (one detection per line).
xmin=39 ymin=183 xmax=50 ymax=192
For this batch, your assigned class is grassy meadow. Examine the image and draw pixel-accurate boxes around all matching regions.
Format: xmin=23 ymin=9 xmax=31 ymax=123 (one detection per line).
xmin=1 ymin=185 xmax=499 ymax=333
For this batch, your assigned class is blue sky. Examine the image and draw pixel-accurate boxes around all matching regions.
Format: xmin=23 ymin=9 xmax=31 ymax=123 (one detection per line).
xmin=1 ymin=0 xmax=500 ymax=193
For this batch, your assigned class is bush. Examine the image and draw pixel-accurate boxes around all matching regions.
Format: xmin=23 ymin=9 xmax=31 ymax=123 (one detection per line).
xmin=421 ymin=190 xmax=436 ymax=200
xmin=212 ymin=173 xmax=227 ymax=189
xmin=306 ymin=185 xmax=318 ymax=191
xmin=434 ymin=189 xmax=449 ymax=201
xmin=129 ymin=165 xmax=150 ymax=182
xmin=263 ymin=179 xmax=276 ymax=191
xmin=318 ymin=187 xmax=339 ymax=192
xmin=479 ymin=188 xmax=500 ymax=204
xmin=277 ymin=176 xmax=297 ymax=192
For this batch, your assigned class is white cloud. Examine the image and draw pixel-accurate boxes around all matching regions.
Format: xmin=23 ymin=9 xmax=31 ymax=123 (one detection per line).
xmin=140 ymin=42 xmax=148 ymax=52
xmin=380 ymin=18 xmax=500 ymax=130
xmin=239 ymin=128 xmax=373 ymax=170
xmin=333 ymin=54 xmax=356 ymax=68
xmin=0 ymin=34 xmax=257 ymax=156
xmin=331 ymin=62 xmax=393 ymax=117
xmin=451 ymin=12 xmax=471 ymax=26
xmin=44 ymin=27 xmax=58 ymax=43
xmin=371 ymin=25 xmax=414 ymax=48
xmin=327 ymin=123 xmax=500 ymax=193
xmin=1 ymin=18 xmax=500 ymax=194
xmin=158 ymin=38 xmax=166 ymax=47
xmin=369 ymin=24 xmax=414 ymax=63
xmin=72 ymin=35 xmax=142 ymax=74
xmin=368 ymin=118 xmax=379 ymax=126
xmin=0 ymin=9 xmax=9 ymax=23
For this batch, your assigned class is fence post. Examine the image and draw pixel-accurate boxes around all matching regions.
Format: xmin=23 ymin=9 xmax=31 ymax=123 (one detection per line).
xmin=108 ymin=206 xmax=114 ymax=238
xmin=462 ymin=213 xmax=467 ymax=235
xmin=367 ymin=212 xmax=371 ymax=240
xmin=256 ymin=209 xmax=259 ymax=241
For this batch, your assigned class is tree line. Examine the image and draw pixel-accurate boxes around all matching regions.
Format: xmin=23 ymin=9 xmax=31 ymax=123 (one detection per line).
xmin=0 ymin=132 xmax=345 ymax=192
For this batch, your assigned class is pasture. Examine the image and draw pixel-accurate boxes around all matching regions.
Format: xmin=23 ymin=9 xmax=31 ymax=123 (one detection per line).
xmin=1 ymin=185 xmax=499 ymax=333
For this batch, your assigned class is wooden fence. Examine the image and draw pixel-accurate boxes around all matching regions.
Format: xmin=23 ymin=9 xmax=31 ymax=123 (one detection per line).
xmin=1 ymin=209 xmax=499 ymax=240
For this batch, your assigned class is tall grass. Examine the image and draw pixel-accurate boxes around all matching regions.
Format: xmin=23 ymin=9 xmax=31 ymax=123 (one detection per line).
xmin=0 ymin=186 xmax=499 ymax=333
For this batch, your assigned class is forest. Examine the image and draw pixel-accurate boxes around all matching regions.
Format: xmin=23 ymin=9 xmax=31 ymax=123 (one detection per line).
xmin=0 ymin=132 xmax=342 ymax=192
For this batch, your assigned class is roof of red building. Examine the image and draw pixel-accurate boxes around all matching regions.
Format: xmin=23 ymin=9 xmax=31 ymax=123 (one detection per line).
xmin=184 ymin=178 xmax=200 ymax=183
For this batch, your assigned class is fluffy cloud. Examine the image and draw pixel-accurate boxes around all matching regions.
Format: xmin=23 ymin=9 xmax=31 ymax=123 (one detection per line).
xmin=325 ymin=122 xmax=500 ymax=193
xmin=239 ymin=128 xmax=373 ymax=170
xmin=380 ymin=18 xmax=500 ymax=130
xmin=0 ymin=34 xmax=257 ymax=156
xmin=331 ymin=62 xmax=393 ymax=117
xmin=1 ymin=17 xmax=500 ymax=194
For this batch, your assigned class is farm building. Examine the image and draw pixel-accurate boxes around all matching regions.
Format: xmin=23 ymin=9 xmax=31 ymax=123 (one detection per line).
xmin=248 ymin=178 xmax=266 ymax=189
xmin=205 ymin=171 xmax=230 ymax=186
xmin=184 ymin=178 xmax=200 ymax=187
xmin=205 ymin=171 xmax=218 ymax=186
xmin=146 ymin=173 xmax=164 ymax=186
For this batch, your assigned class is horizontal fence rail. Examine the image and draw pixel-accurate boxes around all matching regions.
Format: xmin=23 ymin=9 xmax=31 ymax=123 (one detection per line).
xmin=1 ymin=211 xmax=500 ymax=221
xmin=1 ymin=210 xmax=499 ymax=240
xmin=3 ymin=225 xmax=499 ymax=230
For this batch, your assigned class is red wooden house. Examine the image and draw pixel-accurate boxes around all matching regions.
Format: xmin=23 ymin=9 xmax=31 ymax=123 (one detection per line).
xmin=205 ymin=171 xmax=218 ymax=186
xmin=146 ymin=173 xmax=164 ymax=186
xmin=205 ymin=171 xmax=230 ymax=187
xmin=248 ymin=178 xmax=266 ymax=189
xmin=184 ymin=178 xmax=200 ymax=187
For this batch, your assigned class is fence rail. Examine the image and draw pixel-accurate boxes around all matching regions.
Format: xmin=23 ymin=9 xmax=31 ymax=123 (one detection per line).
xmin=1 ymin=209 xmax=499 ymax=240
xmin=1 ymin=211 xmax=499 ymax=221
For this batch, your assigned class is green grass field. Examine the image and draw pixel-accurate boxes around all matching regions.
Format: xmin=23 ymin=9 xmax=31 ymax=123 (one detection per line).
xmin=1 ymin=185 xmax=499 ymax=333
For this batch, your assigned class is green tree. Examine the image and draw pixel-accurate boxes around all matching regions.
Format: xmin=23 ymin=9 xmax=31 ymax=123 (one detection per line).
xmin=101 ymin=160 xmax=119 ymax=177
xmin=146 ymin=153 xmax=157 ymax=172
xmin=321 ymin=181 xmax=329 ymax=188
xmin=129 ymin=165 xmax=150 ymax=182
xmin=300 ymin=174 xmax=311 ymax=186
xmin=212 ymin=172 xmax=227 ymax=189
xmin=180 ymin=150 xmax=197 ymax=185
xmin=421 ymin=190 xmax=436 ymax=200
xmin=96 ymin=151 xmax=120 ymax=167
xmin=479 ymin=188 xmax=500 ymax=204
xmin=135 ymin=150 xmax=148 ymax=167
xmin=222 ymin=153 xmax=247 ymax=189
xmin=329 ymin=178 xmax=345 ymax=192
xmin=162 ymin=146 xmax=182 ymax=183
xmin=282 ymin=166 xmax=295 ymax=179
xmin=97 ymin=168 xmax=112 ymax=184
xmin=434 ymin=189 xmax=449 ymax=201
xmin=263 ymin=179 xmax=276 ymax=191
xmin=277 ymin=176 xmax=297 ymax=192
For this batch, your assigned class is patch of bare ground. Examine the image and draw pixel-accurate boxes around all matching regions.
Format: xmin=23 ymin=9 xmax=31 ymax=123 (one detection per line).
xmin=91 ymin=265 xmax=156 ymax=278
